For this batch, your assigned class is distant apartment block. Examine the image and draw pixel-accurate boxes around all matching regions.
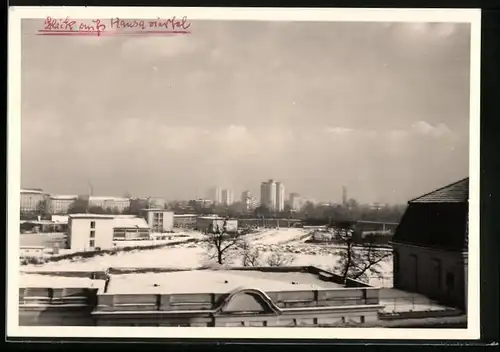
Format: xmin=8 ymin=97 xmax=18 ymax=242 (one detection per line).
xmin=141 ymin=209 xmax=174 ymax=233
xmin=221 ymin=189 xmax=234 ymax=206
xmin=192 ymin=199 xmax=214 ymax=209
xmin=47 ymin=195 xmax=78 ymax=215
xmin=260 ymin=179 xmax=285 ymax=212
xmin=20 ymin=189 xmax=49 ymax=214
xmin=67 ymin=214 xmax=115 ymax=251
xmin=289 ymin=193 xmax=304 ymax=211
xmin=241 ymin=191 xmax=258 ymax=211
xmin=209 ymin=187 xmax=223 ymax=204
xmin=275 ymin=182 xmax=285 ymax=212
xmin=88 ymin=196 xmax=131 ymax=212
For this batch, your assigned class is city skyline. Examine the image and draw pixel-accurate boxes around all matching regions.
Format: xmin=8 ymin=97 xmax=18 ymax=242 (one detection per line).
xmin=21 ymin=20 xmax=470 ymax=204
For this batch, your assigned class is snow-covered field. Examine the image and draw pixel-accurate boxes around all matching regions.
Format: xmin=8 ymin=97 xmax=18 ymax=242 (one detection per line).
xmin=22 ymin=228 xmax=394 ymax=287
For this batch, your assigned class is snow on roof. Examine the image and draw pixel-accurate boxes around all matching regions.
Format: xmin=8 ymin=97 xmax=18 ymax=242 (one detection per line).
xmin=21 ymin=189 xmax=47 ymax=195
xmin=50 ymin=195 xmax=78 ymax=200
xmin=51 ymin=215 xmax=69 ymax=223
xmin=113 ymin=217 xmax=150 ymax=229
xmin=174 ymin=214 xmax=198 ymax=217
xmin=89 ymin=196 xmax=130 ymax=202
xmin=106 ymin=269 xmax=343 ymax=294
xmin=69 ymin=214 xmax=115 ymax=219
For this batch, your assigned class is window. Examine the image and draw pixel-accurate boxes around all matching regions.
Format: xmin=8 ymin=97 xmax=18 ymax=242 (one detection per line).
xmin=89 ymin=240 xmax=95 ymax=248
xmin=90 ymin=221 xmax=95 ymax=229
xmin=90 ymin=230 xmax=95 ymax=238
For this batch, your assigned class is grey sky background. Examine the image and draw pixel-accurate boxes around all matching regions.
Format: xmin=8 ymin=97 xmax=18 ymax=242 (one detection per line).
xmin=21 ymin=20 xmax=471 ymax=204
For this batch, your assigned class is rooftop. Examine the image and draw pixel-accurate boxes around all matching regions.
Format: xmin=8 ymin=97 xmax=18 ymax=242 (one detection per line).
xmin=409 ymin=177 xmax=469 ymax=203
xmin=50 ymin=195 xmax=78 ymax=200
xmin=89 ymin=196 xmax=130 ymax=202
xmin=174 ymin=214 xmax=198 ymax=217
xmin=393 ymin=178 xmax=469 ymax=251
xmin=21 ymin=189 xmax=47 ymax=195
xmin=106 ymin=269 xmax=343 ymax=294
xmin=69 ymin=214 xmax=115 ymax=219
xmin=113 ymin=217 xmax=149 ymax=229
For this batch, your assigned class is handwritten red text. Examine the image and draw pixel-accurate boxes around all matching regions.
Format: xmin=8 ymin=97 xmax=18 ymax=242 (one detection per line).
xmin=44 ymin=16 xmax=77 ymax=31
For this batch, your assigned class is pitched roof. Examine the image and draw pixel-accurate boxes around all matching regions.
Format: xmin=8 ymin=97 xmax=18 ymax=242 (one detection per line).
xmin=409 ymin=178 xmax=469 ymax=204
xmin=393 ymin=178 xmax=469 ymax=252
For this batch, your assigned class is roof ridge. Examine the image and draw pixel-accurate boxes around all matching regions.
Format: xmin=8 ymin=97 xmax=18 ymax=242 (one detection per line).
xmin=408 ymin=177 xmax=469 ymax=203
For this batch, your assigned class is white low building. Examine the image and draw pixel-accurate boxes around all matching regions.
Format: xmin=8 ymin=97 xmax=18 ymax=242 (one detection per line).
xmin=113 ymin=216 xmax=150 ymax=240
xmin=197 ymin=216 xmax=238 ymax=233
xmin=20 ymin=245 xmax=45 ymax=259
xmin=141 ymin=209 xmax=174 ymax=233
xmin=67 ymin=214 xmax=115 ymax=252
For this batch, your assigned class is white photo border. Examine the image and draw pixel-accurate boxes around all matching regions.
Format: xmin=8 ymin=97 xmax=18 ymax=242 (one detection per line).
xmin=7 ymin=6 xmax=481 ymax=340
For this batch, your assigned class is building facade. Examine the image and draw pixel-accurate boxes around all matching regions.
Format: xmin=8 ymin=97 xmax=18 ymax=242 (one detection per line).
xmin=221 ymin=189 xmax=234 ymax=206
xmin=197 ymin=216 xmax=238 ymax=233
xmin=141 ymin=209 xmax=174 ymax=233
xmin=20 ymin=189 xmax=49 ymax=214
xmin=275 ymin=182 xmax=285 ymax=212
xmin=209 ymin=187 xmax=223 ymax=205
xmin=19 ymin=267 xmax=383 ymax=327
xmin=260 ymin=179 xmax=277 ymax=211
xmin=88 ymin=197 xmax=131 ymax=212
xmin=392 ymin=178 xmax=469 ymax=310
xmin=241 ymin=191 xmax=258 ymax=212
xmin=112 ymin=216 xmax=151 ymax=240
xmin=47 ymin=195 xmax=78 ymax=214
xmin=173 ymin=214 xmax=198 ymax=229
xmin=67 ymin=214 xmax=115 ymax=251
xmin=289 ymin=193 xmax=304 ymax=211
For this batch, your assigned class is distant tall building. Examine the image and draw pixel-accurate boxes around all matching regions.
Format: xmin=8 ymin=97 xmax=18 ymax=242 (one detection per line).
xmin=260 ymin=179 xmax=277 ymax=211
xmin=275 ymin=182 xmax=285 ymax=212
xmin=342 ymin=186 xmax=348 ymax=206
xmin=289 ymin=193 xmax=303 ymax=211
xmin=260 ymin=179 xmax=285 ymax=212
xmin=209 ymin=187 xmax=223 ymax=205
xmin=241 ymin=191 xmax=258 ymax=212
xmin=221 ymin=189 xmax=234 ymax=206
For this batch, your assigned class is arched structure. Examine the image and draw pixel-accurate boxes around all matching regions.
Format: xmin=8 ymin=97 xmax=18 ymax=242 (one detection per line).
xmin=215 ymin=287 xmax=282 ymax=315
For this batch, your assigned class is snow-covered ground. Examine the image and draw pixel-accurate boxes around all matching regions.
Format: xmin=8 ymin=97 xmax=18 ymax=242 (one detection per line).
xmin=22 ymin=228 xmax=394 ymax=287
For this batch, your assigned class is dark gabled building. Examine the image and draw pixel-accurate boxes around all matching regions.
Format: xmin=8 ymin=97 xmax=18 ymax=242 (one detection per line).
xmin=391 ymin=178 xmax=468 ymax=310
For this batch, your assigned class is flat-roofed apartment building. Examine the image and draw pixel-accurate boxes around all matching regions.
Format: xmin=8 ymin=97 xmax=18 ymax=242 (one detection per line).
xmin=67 ymin=214 xmax=115 ymax=251
xmin=19 ymin=266 xmax=383 ymax=327
xmin=141 ymin=209 xmax=174 ymax=233
xmin=47 ymin=195 xmax=78 ymax=214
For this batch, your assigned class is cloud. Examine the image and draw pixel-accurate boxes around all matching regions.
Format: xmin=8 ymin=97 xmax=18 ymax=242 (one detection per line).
xmin=411 ymin=120 xmax=456 ymax=138
xmin=327 ymin=127 xmax=353 ymax=134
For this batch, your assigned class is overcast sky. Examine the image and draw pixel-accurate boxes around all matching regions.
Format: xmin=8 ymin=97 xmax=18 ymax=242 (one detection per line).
xmin=21 ymin=19 xmax=471 ymax=204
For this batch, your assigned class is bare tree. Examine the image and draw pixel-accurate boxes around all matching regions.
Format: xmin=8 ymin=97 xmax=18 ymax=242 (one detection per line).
xmin=266 ymin=251 xmax=295 ymax=267
xmin=241 ymin=241 xmax=262 ymax=267
xmin=331 ymin=220 xmax=391 ymax=283
xmin=202 ymin=219 xmax=244 ymax=265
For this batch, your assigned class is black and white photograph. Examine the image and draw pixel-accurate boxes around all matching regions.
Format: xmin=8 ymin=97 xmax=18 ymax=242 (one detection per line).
xmin=7 ymin=7 xmax=481 ymax=340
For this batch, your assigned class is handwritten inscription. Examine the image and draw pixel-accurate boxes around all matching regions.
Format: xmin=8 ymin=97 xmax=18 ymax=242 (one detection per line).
xmin=39 ymin=16 xmax=192 ymax=36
